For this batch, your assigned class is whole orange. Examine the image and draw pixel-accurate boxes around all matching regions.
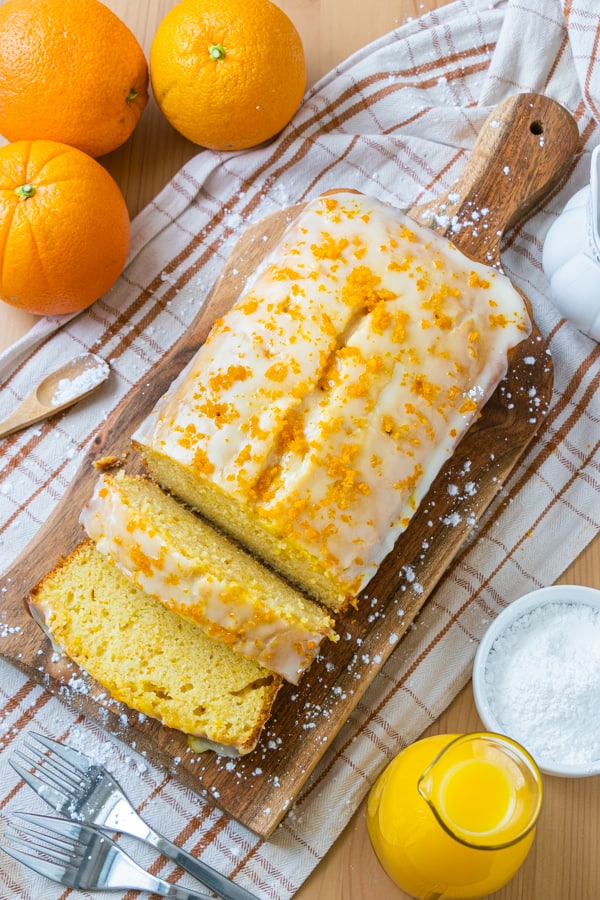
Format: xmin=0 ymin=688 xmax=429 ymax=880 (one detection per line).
xmin=150 ymin=0 xmax=306 ymax=151
xmin=0 ymin=0 xmax=149 ymax=158
xmin=0 ymin=140 xmax=130 ymax=316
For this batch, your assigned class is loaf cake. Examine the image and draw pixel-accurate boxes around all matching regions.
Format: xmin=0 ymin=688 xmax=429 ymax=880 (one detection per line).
xmin=133 ymin=189 xmax=531 ymax=611
xmin=29 ymin=540 xmax=281 ymax=756
xmin=80 ymin=470 xmax=335 ymax=683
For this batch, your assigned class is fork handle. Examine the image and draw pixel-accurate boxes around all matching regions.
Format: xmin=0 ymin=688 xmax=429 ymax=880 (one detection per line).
xmin=161 ymin=885 xmax=221 ymax=900
xmin=148 ymin=831 xmax=260 ymax=900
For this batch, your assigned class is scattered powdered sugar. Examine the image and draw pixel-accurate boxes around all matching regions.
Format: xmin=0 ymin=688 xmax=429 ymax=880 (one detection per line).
xmin=484 ymin=602 xmax=600 ymax=767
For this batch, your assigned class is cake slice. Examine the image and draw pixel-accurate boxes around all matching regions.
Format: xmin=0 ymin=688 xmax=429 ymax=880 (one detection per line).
xmin=133 ymin=190 xmax=531 ymax=611
xmin=29 ymin=540 xmax=281 ymax=756
xmin=80 ymin=470 xmax=336 ymax=684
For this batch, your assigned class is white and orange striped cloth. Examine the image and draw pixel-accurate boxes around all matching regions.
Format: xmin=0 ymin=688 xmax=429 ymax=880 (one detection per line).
xmin=1 ymin=1 xmax=599 ymax=897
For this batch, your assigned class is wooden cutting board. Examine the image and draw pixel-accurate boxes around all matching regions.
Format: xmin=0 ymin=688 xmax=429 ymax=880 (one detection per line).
xmin=0 ymin=93 xmax=578 ymax=837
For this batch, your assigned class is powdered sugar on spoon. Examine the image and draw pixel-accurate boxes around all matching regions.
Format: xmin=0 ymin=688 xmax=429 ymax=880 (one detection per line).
xmin=0 ymin=352 xmax=110 ymax=439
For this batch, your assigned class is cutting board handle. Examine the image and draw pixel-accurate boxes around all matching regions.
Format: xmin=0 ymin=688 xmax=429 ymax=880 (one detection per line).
xmin=409 ymin=92 xmax=580 ymax=264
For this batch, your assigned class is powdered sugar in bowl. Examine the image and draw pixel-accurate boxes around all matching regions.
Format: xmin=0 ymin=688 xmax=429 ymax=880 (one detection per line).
xmin=472 ymin=585 xmax=600 ymax=778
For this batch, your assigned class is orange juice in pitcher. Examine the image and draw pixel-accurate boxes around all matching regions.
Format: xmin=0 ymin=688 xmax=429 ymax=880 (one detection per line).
xmin=366 ymin=732 xmax=543 ymax=899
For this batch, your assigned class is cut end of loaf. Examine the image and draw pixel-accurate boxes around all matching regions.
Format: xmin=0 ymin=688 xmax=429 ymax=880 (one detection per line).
xmin=80 ymin=469 xmax=337 ymax=683
xmin=29 ymin=540 xmax=282 ymax=756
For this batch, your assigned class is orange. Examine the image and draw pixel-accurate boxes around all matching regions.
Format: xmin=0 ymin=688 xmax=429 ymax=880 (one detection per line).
xmin=150 ymin=0 xmax=306 ymax=151
xmin=0 ymin=0 xmax=149 ymax=158
xmin=0 ymin=140 xmax=130 ymax=316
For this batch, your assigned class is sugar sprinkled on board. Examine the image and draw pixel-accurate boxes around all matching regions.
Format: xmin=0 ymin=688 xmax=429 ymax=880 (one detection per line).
xmin=484 ymin=602 xmax=600 ymax=767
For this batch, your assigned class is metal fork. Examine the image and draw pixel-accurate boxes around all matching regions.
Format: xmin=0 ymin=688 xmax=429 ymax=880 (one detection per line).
xmin=10 ymin=733 xmax=258 ymax=900
xmin=1 ymin=811 xmax=215 ymax=898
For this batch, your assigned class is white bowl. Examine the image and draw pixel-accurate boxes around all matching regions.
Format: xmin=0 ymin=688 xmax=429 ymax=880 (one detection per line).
xmin=473 ymin=585 xmax=600 ymax=778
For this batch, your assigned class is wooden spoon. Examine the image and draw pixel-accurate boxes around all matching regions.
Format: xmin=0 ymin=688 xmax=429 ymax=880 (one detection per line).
xmin=0 ymin=352 xmax=110 ymax=439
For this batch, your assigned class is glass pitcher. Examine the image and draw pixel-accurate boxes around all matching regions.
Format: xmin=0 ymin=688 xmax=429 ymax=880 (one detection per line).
xmin=366 ymin=732 xmax=543 ymax=899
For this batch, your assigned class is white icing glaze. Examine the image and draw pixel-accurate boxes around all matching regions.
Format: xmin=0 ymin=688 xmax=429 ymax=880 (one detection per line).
xmin=134 ymin=191 xmax=531 ymax=595
xmin=80 ymin=474 xmax=329 ymax=683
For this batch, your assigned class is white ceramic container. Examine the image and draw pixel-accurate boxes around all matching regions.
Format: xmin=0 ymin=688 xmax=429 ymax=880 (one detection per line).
xmin=542 ymin=145 xmax=600 ymax=340
xmin=473 ymin=584 xmax=600 ymax=777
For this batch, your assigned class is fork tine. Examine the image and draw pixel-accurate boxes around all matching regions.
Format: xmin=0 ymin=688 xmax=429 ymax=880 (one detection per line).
xmin=17 ymin=741 xmax=88 ymax=789
xmin=29 ymin=732 xmax=93 ymax=773
xmin=11 ymin=821 xmax=83 ymax=862
xmin=9 ymin=756 xmax=70 ymax=808
xmin=0 ymin=842 xmax=74 ymax=884
xmin=20 ymin=831 xmax=75 ymax=860
xmin=14 ymin=811 xmax=86 ymax=842
xmin=1 ymin=814 xmax=85 ymax=886
xmin=10 ymin=732 xmax=97 ymax=803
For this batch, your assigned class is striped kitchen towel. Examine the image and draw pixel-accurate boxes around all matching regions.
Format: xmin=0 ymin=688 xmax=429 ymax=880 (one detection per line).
xmin=1 ymin=0 xmax=599 ymax=897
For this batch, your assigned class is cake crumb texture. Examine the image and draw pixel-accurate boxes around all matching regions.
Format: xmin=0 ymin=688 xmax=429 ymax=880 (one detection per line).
xmin=30 ymin=540 xmax=282 ymax=756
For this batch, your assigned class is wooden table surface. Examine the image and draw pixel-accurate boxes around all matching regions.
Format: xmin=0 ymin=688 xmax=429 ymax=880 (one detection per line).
xmin=1 ymin=1 xmax=598 ymax=897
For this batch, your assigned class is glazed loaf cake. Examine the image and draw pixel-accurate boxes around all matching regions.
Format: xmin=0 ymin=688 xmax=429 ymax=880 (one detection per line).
xmin=133 ymin=190 xmax=531 ymax=612
xmin=80 ymin=470 xmax=336 ymax=684
xmin=29 ymin=540 xmax=281 ymax=756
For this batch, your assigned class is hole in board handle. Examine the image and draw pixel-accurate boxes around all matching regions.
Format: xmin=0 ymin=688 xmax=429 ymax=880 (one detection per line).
xmin=530 ymin=120 xmax=544 ymax=135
